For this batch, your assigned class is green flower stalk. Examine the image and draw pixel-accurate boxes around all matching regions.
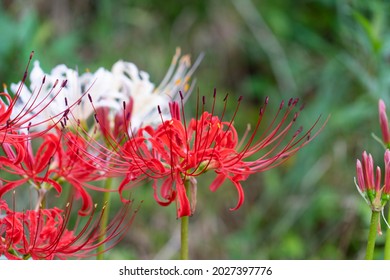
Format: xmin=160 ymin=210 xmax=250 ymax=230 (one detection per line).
xmin=366 ymin=211 xmax=380 ymax=260
xmin=180 ymin=180 xmax=191 ymax=260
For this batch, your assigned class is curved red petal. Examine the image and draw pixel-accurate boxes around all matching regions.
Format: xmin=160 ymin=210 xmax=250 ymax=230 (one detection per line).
xmin=210 ymin=173 xmax=227 ymax=192
xmin=0 ymin=179 xmax=27 ymax=198
xmin=175 ymin=174 xmax=191 ymax=218
xmin=229 ymin=180 xmax=244 ymax=211
xmin=67 ymin=180 xmax=92 ymax=216
xmin=152 ymin=180 xmax=175 ymax=206
xmin=118 ymin=175 xmax=132 ymax=203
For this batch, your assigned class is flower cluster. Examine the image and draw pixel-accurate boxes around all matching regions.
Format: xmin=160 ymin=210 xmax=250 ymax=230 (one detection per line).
xmin=355 ymin=99 xmax=390 ymax=213
xmin=355 ymin=150 xmax=390 ymax=212
xmin=84 ymin=92 xmax=325 ymax=218
xmin=1 ymin=49 xmax=324 ymax=259
xmin=9 ymin=48 xmax=199 ymax=132
xmin=0 ymin=199 xmax=136 ymax=260
xmin=0 ymin=49 xmax=198 ymax=259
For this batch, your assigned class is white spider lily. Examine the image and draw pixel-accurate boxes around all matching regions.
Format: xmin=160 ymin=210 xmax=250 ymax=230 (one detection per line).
xmin=10 ymin=48 xmax=202 ymax=131
xmin=10 ymin=61 xmax=124 ymax=130
xmin=112 ymin=48 xmax=203 ymax=128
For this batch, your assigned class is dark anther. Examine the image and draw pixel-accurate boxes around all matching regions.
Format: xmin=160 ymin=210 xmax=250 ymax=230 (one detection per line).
xmin=293 ymin=112 xmax=299 ymax=121
xmin=293 ymin=126 xmax=303 ymax=137
xmin=259 ymin=107 xmax=264 ymax=116
xmin=223 ymin=93 xmax=229 ymax=101
xmin=63 ymin=109 xmax=70 ymax=118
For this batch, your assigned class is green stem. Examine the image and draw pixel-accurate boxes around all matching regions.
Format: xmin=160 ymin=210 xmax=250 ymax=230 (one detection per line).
xmin=384 ymin=207 xmax=390 ymax=259
xmin=180 ymin=215 xmax=189 ymax=260
xmin=96 ymin=177 xmax=113 ymax=260
xmin=180 ymin=181 xmax=190 ymax=260
xmin=365 ymin=210 xmax=380 ymax=260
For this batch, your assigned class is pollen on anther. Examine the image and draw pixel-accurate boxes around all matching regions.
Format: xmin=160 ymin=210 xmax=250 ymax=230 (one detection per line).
xmin=61 ymin=80 xmax=68 ymax=87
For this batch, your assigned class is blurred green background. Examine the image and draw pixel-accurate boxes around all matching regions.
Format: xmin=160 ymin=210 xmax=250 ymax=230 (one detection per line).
xmin=2 ymin=0 xmax=390 ymax=259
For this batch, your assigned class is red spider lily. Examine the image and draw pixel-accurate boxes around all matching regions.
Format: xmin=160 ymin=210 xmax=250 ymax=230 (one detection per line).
xmin=0 ymin=130 xmax=109 ymax=216
xmin=101 ymin=91 xmax=326 ymax=218
xmin=0 ymin=198 xmax=139 ymax=260
xmin=355 ymin=150 xmax=390 ymax=211
xmin=0 ymin=133 xmax=63 ymax=203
